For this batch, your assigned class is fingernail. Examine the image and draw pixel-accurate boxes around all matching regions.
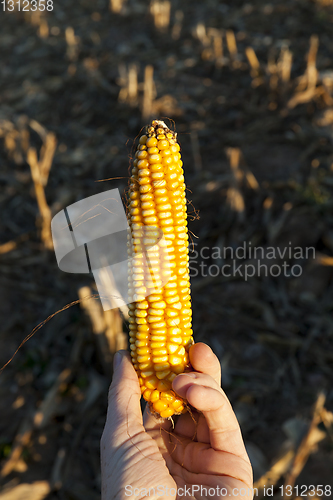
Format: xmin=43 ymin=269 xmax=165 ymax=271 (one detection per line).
xmin=113 ymin=352 xmax=122 ymax=370
xmin=182 ymin=373 xmax=196 ymax=378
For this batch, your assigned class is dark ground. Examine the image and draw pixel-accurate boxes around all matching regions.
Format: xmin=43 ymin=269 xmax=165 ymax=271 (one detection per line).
xmin=0 ymin=0 xmax=333 ymax=498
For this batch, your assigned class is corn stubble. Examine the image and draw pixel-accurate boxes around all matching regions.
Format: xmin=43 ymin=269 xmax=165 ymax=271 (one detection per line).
xmin=127 ymin=120 xmax=193 ymax=419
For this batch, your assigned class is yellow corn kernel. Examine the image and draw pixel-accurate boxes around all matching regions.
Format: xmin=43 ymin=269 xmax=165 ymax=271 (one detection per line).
xmin=153 ymin=400 xmax=168 ymax=413
xmin=160 ymin=390 xmax=176 ymax=403
xmin=160 ymin=408 xmax=175 ymax=418
xmin=150 ymin=342 xmax=166 ymax=349
xmin=156 ymin=370 xmax=171 ymax=379
xmin=145 ymin=376 xmax=159 ymax=389
xmin=154 ymin=363 xmax=170 ymax=371
xmin=152 ymin=348 xmax=168 ymax=356
xmin=143 ymin=389 xmax=152 ymax=401
xmin=167 ymin=343 xmax=179 ymax=354
xmin=152 ymin=355 xmax=169 ymax=363
xmin=139 ymin=362 xmax=153 ymax=371
xmin=127 ymin=120 xmax=194 ymax=418
xmin=157 ymin=379 xmax=170 ymax=392
xmin=150 ymin=390 xmax=160 ymax=402
xmin=167 ymin=373 xmax=177 ymax=383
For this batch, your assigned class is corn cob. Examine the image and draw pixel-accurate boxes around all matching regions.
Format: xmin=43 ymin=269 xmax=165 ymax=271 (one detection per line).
xmin=127 ymin=120 xmax=193 ymax=419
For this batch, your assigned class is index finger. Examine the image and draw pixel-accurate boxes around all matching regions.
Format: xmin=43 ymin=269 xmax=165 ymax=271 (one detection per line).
xmin=189 ymin=342 xmax=221 ymax=386
xmin=173 ymin=373 xmax=250 ymax=462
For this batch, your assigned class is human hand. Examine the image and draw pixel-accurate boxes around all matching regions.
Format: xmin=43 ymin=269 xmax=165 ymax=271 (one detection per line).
xmin=101 ymin=343 xmax=253 ymax=499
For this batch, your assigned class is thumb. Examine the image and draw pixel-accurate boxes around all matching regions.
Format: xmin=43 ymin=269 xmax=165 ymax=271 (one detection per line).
xmin=105 ymin=350 xmax=143 ymax=432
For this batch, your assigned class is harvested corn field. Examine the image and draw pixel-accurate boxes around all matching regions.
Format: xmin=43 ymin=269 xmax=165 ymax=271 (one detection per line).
xmin=0 ymin=0 xmax=333 ymax=498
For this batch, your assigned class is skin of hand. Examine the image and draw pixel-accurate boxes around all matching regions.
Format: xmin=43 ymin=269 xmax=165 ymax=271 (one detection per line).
xmin=101 ymin=343 xmax=253 ymax=499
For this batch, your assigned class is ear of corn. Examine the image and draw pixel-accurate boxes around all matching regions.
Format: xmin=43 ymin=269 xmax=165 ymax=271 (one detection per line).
xmin=127 ymin=120 xmax=193 ymax=419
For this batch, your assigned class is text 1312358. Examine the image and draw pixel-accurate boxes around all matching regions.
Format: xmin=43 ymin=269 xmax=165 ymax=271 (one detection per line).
xmin=1 ymin=0 xmax=53 ymax=11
